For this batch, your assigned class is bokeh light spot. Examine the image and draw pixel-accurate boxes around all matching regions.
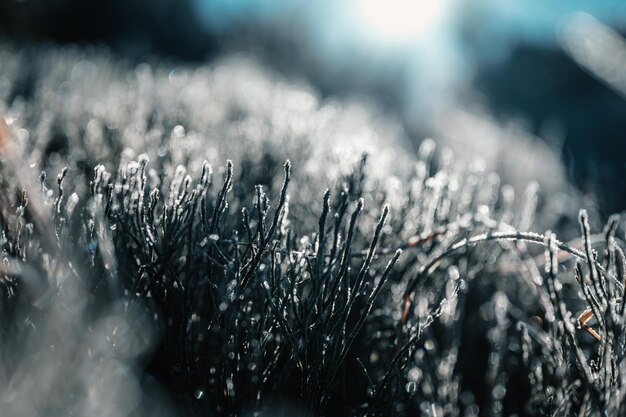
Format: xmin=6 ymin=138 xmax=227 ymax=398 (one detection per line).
xmin=354 ymin=0 xmax=446 ymax=43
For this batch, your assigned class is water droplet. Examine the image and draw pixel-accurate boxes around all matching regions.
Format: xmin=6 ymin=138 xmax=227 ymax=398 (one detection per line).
xmin=405 ymin=381 xmax=417 ymax=394
xmin=194 ymin=388 xmax=204 ymax=400
xmin=173 ymin=125 xmax=186 ymax=138
xmin=424 ymin=340 xmax=435 ymax=351
xmin=492 ymin=384 xmax=506 ymax=400
xmin=226 ymin=377 xmax=234 ymax=394
xmin=408 ymin=367 xmax=422 ymax=382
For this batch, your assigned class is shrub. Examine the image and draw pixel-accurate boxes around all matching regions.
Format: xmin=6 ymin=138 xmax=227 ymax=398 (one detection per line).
xmin=0 ymin=45 xmax=624 ymax=417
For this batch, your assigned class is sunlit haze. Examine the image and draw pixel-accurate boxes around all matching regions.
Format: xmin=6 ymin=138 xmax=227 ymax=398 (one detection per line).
xmin=353 ymin=0 xmax=448 ymax=43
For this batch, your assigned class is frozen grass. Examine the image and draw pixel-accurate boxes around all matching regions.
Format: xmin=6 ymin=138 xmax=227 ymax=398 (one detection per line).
xmin=1 ymin=45 xmax=625 ymax=417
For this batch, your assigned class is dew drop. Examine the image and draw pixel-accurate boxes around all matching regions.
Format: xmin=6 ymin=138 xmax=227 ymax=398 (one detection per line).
xmin=424 ymin=340 xmax=435 ymax=351
xmin=173 ymin=125 xmax=186 ymax=138
xmin=194 ymin=388 xmax=204 ymax=400
xmin=408 ymin=367 xmax=422 ymax=382
xmin=405 ymin=381 xmax=417 ymax=394
xmin=492 ymin=384 xmax=506 ymax=400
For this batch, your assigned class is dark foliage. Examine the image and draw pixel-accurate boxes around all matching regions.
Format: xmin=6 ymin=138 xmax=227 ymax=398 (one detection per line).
xmin=1 ymin=46 xmax=625 ymax=417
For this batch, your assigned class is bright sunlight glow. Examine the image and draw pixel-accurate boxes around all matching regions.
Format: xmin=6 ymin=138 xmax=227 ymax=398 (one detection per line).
xmin=354 ymin=0 xmax=446 ymax=43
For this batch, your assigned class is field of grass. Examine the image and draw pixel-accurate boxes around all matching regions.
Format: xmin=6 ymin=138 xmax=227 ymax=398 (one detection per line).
xmin=1 ymin=45 xmax=625 ymax=417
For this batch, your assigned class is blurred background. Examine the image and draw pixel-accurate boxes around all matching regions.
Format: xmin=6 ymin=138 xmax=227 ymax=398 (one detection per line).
xmin=1 ymin=0 xmax=626 ymax=215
